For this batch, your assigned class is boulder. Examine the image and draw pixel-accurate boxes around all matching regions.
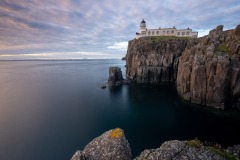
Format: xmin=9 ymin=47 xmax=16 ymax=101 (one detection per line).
xmin=70 ymin=129 xmax=240 ymax=160
xmin=71 ymin=128 xmax=132 ymax=160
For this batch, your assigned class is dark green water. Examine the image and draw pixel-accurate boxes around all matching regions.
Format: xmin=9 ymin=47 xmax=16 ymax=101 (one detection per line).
xmin=0 ymin=60 xmax=240 ymax=160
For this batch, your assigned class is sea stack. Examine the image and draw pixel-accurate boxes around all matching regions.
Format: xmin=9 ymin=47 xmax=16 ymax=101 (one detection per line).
xmin=108 ymin=67 xmax=123 ymax=86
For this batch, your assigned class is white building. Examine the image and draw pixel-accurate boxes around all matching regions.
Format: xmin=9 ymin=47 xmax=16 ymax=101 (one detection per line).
xmin=136 ymin=19 xmax=198 ymax=39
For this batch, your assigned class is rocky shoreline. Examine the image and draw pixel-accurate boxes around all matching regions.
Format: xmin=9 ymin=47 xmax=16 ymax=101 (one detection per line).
xmin=83 ymin=25 xmax=240 ymax=160
xmin=71 ymin=128 xmax=240 ymax=160
xmin=125 ymin=25 xmax=240 ymax=110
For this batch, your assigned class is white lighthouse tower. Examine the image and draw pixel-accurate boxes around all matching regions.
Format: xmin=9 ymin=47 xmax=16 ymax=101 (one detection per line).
xmin=140 ymin=19 xmax=147 ymax=34
xmin=136 ymin=19 xmax=147 ymax=39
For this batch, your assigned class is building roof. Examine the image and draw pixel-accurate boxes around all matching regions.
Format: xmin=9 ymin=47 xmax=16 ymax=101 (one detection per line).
xmin=141 ymin=19 xmax=146 ymax=23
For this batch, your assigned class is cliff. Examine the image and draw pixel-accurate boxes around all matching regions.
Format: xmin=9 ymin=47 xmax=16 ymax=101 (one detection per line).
xmin=126 ymin=36 xmax=198 ymax=83
xmin=177 ymin=25 xmax=240 ymax=109
xmin=71 ymin=128 xmax=240 ymax=160
xmin=126 ymin=25 xmax=240 ymax=109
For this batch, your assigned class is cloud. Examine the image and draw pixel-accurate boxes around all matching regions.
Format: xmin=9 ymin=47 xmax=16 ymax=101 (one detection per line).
xmin=0 ymin=0 xmax=239 ymax=59
xmin=0 ymin=51 xmax=118 ymax=59
xmin=107 ymin=42 xmax=128 ymax=51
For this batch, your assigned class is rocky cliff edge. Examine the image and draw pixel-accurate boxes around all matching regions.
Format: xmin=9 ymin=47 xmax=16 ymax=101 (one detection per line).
xmin=126 ymin=25 xmax=240 ymax=110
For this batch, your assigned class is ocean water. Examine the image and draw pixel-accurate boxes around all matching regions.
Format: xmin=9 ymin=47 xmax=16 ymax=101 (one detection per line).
xmin=0 ymin=59 xmax=240 ymax=160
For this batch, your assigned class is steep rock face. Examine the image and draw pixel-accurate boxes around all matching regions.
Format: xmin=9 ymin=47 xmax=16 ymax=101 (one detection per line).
xmin=126 ymin=25 xmax=240 ymax=109
xmin=71 ymin=128 xmax=132 ymax=160
xmin=177 ymin=25 xmax=240 ymax=109
xmin=126 ymin=37 xmax=199 ymax=83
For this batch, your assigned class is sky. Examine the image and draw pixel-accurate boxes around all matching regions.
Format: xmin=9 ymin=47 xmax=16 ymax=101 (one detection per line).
xmin=0 ymin=0 xmax=239 ymax=60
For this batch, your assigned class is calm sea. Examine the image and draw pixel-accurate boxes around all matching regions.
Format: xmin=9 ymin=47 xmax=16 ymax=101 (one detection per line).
xmin=0 ymin=59 xmax=240 ymax=160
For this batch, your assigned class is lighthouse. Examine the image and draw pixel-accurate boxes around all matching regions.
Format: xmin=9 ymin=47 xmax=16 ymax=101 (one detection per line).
xmin=136 ymin=19 xmax=198 ymax=39
xmin=140 ymin=19 xmax=147 ymax=34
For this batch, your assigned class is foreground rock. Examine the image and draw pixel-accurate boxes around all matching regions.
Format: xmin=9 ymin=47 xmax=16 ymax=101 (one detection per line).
xmin=71 ymin=128 xmax=132 ymax=160
xmin=71 ymin=129 xmax=239 ymax=160
xmin=126 ymin=25 xmax=240 ymax=109
xmin=135 ymin=140 xmax=239 ymax=160
xmin=108 ymin=67 xmax=123 ymax=86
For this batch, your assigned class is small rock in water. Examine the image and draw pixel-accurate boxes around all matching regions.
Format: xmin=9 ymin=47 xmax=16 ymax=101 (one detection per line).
xmin=101 ymin=85 xmax=106 ymax=89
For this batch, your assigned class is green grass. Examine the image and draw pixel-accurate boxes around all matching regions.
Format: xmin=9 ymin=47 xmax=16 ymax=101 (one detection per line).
xmin=187 ymin=139 xmax=203 ymax=149
xmin=187 ymin=139 xmax=237 ymax=160
xmin=216 ymin=44 xmax=232 ymax=55
xmin=151 ymin=36 xmax=191 ymax=42
xmin=206 ymin=146 xmax=236 ymax=160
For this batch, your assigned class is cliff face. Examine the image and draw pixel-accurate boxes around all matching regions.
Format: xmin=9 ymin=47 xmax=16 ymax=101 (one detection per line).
xmin=126 ymin=37 xmax=199 ymax=83
xmin=126 ymin=25 xmax=240 ymax=109
xmin=177 ymin=25 xmax=240 ymax=109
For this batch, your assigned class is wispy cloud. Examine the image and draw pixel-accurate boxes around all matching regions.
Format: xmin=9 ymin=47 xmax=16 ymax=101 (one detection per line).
xmin=0 ymin=0 xmax=239 ymax=59
xmin=107 ymin=42 xmax=128 ymax=51
xmin=0 ymin=51 xmax=117 ymax=59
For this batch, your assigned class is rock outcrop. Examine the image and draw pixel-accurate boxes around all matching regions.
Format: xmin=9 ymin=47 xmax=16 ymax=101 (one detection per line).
xmin=71 ymin=129 xmax=239 ymax=160
xmin=135 ymin=140 xmax=239 ymax=160
xmin=177 ymin=25 xmax=240 ymax=109
xmin=126 ymin=37 xmax=198 ymax=83
xmin=71 ymin=128 xmax=132 ymax=160
xmin=126 ymin=25 xmax=240 ymax=109
xmin=108 ymin=67 xmax=123 ymax=86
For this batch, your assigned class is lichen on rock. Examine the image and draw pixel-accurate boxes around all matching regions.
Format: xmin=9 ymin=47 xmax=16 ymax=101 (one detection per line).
xmin=71 ymin=128 xmax=132 ymax=160
xmin=71 ymin=129 xmax=240 ymax=160
xmin=109 ymin=128 xmax=124 ymax=139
